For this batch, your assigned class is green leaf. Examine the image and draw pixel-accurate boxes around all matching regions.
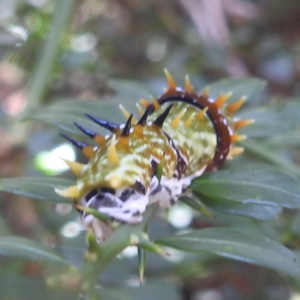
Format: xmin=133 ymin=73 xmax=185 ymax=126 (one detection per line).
xmin=25 ymin=0 xmax=76 ymax=107
xmin=191 ymin=167 xmax=300 ymax=209
xmin=237 ymin=100 xmax=300 ymax=138
xmin=107 ymin=79 xmax=153 ymax=99
xmin=263 ymin=131 xmax=300 ymax=148
xmin=138 ymin=247 xmax=146 ymax=284
xmin=0 ymin=236 xmax=70 ymax=265
xmin=200 ymin=78 xmax=266 ymax=103
xmin=84 ymin=208 xmax=158 ymax=279
xmin=242 ymin=141 xmax=300 ymax=178
xmin=281 ymin=99 xmax=300 ymax=127
xmin=200 ymin=196 xmax=282 ymax=221
xmin=182 ymin=189 xmax=281 ymax=220
xmin=24 ymin=97 xmax=140 ymax=135
xmin=137 ymin=236 xmax=168 ymax=256
xmin=238 ymin=106 xmax=292 ymax=137
xmin=0 ymin=274 xmax=77 ymax=300
xmin=87 ymin=225 xmax=143 ymax=278
xmin=157 ymin=228 xmax=300 ymax=277
xmin=0 ymin=177 xmax=74 ymax=203
xmin=180 ymin=196 xmax=215 ymax=218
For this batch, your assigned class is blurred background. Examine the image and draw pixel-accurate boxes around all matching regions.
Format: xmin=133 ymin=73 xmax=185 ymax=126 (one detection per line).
xmin=1 ymin=0 xmax=300 ymax=299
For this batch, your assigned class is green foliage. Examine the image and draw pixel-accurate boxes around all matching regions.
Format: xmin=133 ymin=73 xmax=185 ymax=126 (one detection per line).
xmin=157 ymin=228 xmax=300 ymax=277
xmin=0 ymin=177 xmax=73 ymax=203
xmin=191 ymin=167 xmax=300 ymax=209
xmin=0 ymin=236 xmax=71 ymax=265
xmin=199 ymin=78 xmax=267 ymax=102
xmin=2 ymin=75 xmax=300 ymax=299
xmin=2 ymin=1 xmax=300 ymax=298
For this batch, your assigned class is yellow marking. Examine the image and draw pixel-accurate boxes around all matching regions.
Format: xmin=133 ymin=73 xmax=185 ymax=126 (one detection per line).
xmin=184 ymin=112 xmax=196 ymax=127
xmin=234 ymin=119 xmax=255 ymax=130
xmin=55 ymin=185 xmax=79 ymax=198
xmin=151 ymin=96 xmax=160 ymax=110
xmin=170 ymin=108 xmax=187 ymax=129
xmin=230 ymin=134 xmax=247 ymax=142
xmin=109 ymin=175 xmax=122 ymax=189
xmin=139 ymin=99 xmax=150 ymax=108
xmin=202 ymin=87 xmax=210 ymax=98
xmin=108 ymin=134 xmax=119 ymax=163
xmin=60 ymin=158 xmax=84 ymax=176
xmin=230 ymin=147 xmax=244 ymax=156
xmin=164 ymin=68 xmax=177 ymax=90
xmin=119 ymin=104 xmax=137 ymax=123
xmin=214 ymin=92 xmax=232 ymax=108
xmin=184 ymin=75 xmax=194 ymax=92
xmin=82 ymin=146 xmax=94 ymax=159
xmin=136 ymin=103 xmax=144 ymax=116
xmin=227 ymin=96 xmax=246 ymax=113
xmin=196 ymin=107 xmax=208 ymax=120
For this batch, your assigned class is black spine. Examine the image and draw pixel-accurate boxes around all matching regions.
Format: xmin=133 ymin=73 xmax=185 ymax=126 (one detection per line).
xmin=74 ymin=122 xmax=98 ymax=138
xmin=153 ymin=104 xmax=173 ymax=127
xmin=137 ymin=108 xmax=151 ymax=125
xmin=85 ymin=113 xmax=119 ymax=132
xmin=121 ymin=114 xmax=133 ymax=136
xmin=60 ymin=133 xmax=87 ymax=149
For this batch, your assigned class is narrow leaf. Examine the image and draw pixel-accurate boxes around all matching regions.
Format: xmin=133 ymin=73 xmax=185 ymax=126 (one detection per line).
xmin=0 ymin=236 xmax=70 ymax=265
xmin=0 ymin=177 xmax=74 ymax=203
xmin=180 ymin=196 xmax=214 ymax=218
xmin=107 ymin=79 xmax=152 ymax=99
xmin=238 ymin=106 xmax=292 ymax=137
xmin=24 ymin=97 xmax=140 ymax=135
xmin=138 ymin=247 xmax=146 ymax=284
xmin=158 ymin=228 xmax=300 ymax=277
xmin=137 ymin=237 xmax=168 ymax=256
xmin=200 ymin=195 xmax=282 ymax=221
xmin=201 ymin=78 xmax=266 ymax=103
xmin=191 ymin=167 xmax=300 ymax=209
xmin=242 ymin=141 xmax=300 ymax=178
xmin=25 ymin=0 xmax=76 ymax=107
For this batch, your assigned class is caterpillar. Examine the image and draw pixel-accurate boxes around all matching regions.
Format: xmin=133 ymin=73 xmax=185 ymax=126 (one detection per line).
xmin=55 ymin=70 xmax=253 ymax=240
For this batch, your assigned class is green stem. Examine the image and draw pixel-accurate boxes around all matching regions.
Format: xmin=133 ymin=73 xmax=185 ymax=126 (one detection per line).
xmin=138 ymin=247 xmax=146 ymax=284
xmin=13 ymin=0 xmax=76 ymax=145
xmin=26 ymin=0 xmax=76 ymax=108
xmin=82 ymin=206 xmax=157 ymax=287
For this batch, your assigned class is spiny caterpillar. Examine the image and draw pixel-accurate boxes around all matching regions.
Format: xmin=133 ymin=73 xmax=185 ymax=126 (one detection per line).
xmin=55 ymin=70 xmax=253 ymax=240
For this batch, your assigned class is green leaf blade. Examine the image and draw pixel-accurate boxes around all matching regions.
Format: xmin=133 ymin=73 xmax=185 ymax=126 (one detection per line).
xmin=191 ymin=167 xmax=300 ymax=209
xmin=200 ymin=196 xmax=282 ymax=221
xmin=23 ymin=97 xmax=139 ymax=135
xmin=0 ymin=236 xmax=70 ymax=266
xmin=107 ymin=79 xmax=153 ymax=99
xmin=201 ymin=78 xmax=266 ymax=103
xmin=158 ymin=228 xmax=300 ymax=277
xmin=0 ymin=177 xmax=74 ymax=203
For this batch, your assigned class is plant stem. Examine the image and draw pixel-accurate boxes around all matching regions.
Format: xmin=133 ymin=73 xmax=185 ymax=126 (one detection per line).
xmin=26 ymin=0 xmax=76 ymax=108
xmin=13 ymin=0 xmax=76 ymax=145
